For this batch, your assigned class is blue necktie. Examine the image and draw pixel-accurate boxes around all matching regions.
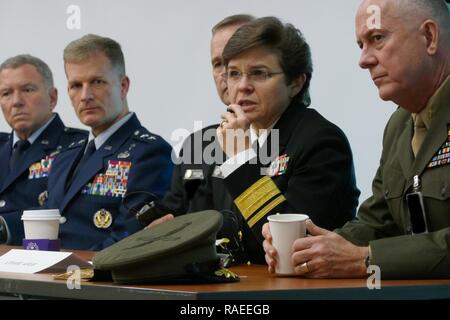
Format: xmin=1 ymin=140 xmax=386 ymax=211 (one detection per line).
xmin=77 ymin=140 xmax=97 ymax=170
xmin=9 ymin=140 xmax=31 ymax=171
xmin=66 ymin=140 xmax=96 ymax=189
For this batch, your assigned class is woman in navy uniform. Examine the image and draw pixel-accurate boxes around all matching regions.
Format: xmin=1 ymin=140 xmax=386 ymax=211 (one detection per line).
xmin=216 ymin=17 xmax=360 ymax=247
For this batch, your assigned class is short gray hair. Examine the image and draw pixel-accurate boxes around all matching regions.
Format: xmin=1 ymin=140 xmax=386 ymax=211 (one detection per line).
xmin=211 ymin=14 xmax=255 ymax=35
xmin=0 ymin=54 xmax=54 ymax=88
xmin=64 ymin=34 xmax=126 ymax=75
xmin=398 ymin=0 xmax=450 ymax=41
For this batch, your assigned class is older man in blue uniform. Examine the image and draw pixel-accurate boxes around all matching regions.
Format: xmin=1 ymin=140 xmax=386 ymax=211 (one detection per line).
xmin=45 ymin=34 xmax=173 ymax=250
xmin=0 ymin=54 xmax=87 ymax=245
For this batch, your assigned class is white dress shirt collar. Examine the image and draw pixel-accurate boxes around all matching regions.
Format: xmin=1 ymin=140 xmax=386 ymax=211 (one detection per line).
xmin=88 ymin=112 xmax=134 ymax=150
xmin=12 ymin=114 xmax=56 ymax=148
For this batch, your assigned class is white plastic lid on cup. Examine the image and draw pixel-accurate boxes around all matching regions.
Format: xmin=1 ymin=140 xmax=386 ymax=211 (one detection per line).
xmin=21 ymin=209 xmax=61 ymax=221
xmin=267 ymin=213 xmax=309 ymax=275
xmin=267 ymin=213 xmax=309 ymax=224
xmin=21 ymin=209 xmax=62 ymax=240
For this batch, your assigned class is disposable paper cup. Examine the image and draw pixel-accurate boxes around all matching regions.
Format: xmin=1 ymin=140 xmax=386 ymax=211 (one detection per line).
xmin=21 ymin=209 xmax=61 ymax=240
xmin=267 ymin=213 xmax=309 ymax=275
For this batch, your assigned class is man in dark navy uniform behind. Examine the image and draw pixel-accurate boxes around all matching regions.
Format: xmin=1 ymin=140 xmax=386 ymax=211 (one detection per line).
xmin=0 ymin=54 xmax=87 ymax=244
xmin=155 ymin=15 xmax=263 ymax=264
xmin=45 ymin=34 xmax=173 ymax=250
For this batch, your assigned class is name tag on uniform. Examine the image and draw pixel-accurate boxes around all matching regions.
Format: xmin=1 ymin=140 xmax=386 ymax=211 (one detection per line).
xmin=183 ymin=169 xmax=204 ymax=180
xmin=82 ymin=160 xmax=132 ymax=198
xmin=265 ymin=154 xmax=289 ymax=177
xmin=28 ymin=153 xmax=57 ymax=179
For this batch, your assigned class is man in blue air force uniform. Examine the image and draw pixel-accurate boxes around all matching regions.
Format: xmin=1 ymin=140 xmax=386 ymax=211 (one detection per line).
xmin=46 ymin=34 xmax=173 ymax=250
xmin=0 ymin=54 xmax=87 ymax=245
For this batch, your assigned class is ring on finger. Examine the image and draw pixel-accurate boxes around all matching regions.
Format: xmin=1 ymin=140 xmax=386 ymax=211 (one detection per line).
xmin=298 ymin=261 xmax=310 ymax=274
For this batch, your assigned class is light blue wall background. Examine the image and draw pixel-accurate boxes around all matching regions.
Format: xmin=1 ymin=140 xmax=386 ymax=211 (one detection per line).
xmin=0 ymin=0 xmax=399 ymax=205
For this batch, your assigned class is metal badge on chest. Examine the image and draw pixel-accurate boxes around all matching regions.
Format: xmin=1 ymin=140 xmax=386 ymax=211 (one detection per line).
xmin=93 ymin=209 xmax=113 ymax=229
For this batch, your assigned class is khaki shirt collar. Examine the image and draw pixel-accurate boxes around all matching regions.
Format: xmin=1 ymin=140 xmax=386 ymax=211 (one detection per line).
xmin=412 ymin=74 xmax=450 ymax=129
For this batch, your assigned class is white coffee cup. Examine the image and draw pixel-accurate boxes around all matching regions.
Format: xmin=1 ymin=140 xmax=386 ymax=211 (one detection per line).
xmin=21 ymin=209 xmax=62 ymax=240
xmin=267 ymin=213 xmax=309 ymax=275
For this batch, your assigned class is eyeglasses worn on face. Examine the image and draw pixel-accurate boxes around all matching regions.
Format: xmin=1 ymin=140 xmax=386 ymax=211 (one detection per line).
xmin=221 ymin=69 xmax=284 ymax=84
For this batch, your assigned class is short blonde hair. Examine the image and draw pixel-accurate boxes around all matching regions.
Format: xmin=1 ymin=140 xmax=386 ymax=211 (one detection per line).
xmin=63 ymin=34 xmax=126 ymax=75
